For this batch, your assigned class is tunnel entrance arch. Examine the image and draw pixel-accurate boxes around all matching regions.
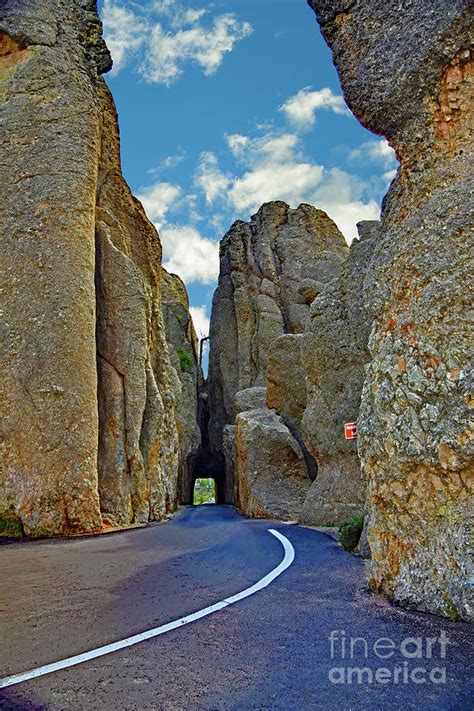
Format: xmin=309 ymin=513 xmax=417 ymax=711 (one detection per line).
xmin=179 ymin=385 xmax=233 ymax=506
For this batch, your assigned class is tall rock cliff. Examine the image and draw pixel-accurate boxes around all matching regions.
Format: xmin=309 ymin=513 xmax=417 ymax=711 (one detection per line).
xmin=300 ymin=221 xmax=379 ymax=526
xmin=309 ymin=0 xmax=473 ymax=620
xmin=0 ymin=0 xmax=188 ymax=536
xmin=208 ymin=201 xmax=348 ymax=498
xmin=160 ymin=269 xmax=202 ymax=506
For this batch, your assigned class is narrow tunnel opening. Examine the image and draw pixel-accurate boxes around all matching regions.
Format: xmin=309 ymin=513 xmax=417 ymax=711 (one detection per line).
xmin=193 ymin=478 xmax=216 ymax=506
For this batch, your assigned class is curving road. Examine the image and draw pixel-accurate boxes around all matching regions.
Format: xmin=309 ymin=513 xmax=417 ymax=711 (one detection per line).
xmin=1 ymin=506 xmax=472 ymax=710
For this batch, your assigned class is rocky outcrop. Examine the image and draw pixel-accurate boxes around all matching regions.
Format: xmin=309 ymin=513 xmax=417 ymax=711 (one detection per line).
xmin=234 ymin=386 xmax=267 ymax=414
xmin=95 ymin=83 xmax=181 ymax=527
xmin=235 ymin=409 xmax=311 ymax=520
xmin=161 ymin=269 xmax=202 ymax=506
xmin=208 ymin=201 xmax=348 ymax=498
xmin=267 ymin=335 xmax=307 ymax=433
xmin=310 ymin=0 xmax=473 ymax=620
xmin=0 ymin=0 xmax=185 ymax=536
xmin=299 ymin=221 xmax=379 ymax=525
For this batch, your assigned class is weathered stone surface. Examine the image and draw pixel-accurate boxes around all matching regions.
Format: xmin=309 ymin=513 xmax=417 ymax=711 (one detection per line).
xmin=222 ymin=425 xmax=236 ymax=503
xmin=356 ymin=517 xmax=371 ymax=559
xmin=267 ymin=334 xmax=307 ymax=431
xmin=234 ymin=387 xmax=267 ymax=414
xmin=298 ymin=279 xmax=325 ymax=304
xmin=310 ymin=0 xmax=473 ymax=619
xmin=0 ymin=1 xmax=184 ymax=535
xmin=0 ymin=0 xmax=109 ymax=536
xmin=95 ymin=79 xmax=181 ymax=527
xmin=300 ymin=222 xmax=378 ymax=525
xmin=235 ymin=409 xmax=311 ymax=520
xmin=208 ymin=201 xmax=348 ymax=497
xmin=300 ymin=458 xmax=364 ymax=527
xmin=161 ymin=268 xmax=202 ymax=506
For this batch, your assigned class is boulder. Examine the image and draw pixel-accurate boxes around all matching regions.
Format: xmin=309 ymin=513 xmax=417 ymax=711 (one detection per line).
xmin=266 ymin=334 xmax=307 ymax=431
xmin=234 ymin=387 xmax=267 ymax=414
xmin=235 ymin=409 xmax=311 ymax=520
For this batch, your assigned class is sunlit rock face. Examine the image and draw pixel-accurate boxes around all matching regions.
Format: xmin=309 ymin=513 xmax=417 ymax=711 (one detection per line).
xmin=207 ymin=200 xmax=348 ymax=500
xmin=309 ymin=0 xmax=473 ymax=620
xmin=0 ymin=0 xmax=184 ymax=535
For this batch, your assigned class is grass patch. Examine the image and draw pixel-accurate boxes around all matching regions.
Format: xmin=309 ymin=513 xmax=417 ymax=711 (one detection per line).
xmin=176 ymin=346 xmax=193 ymax=374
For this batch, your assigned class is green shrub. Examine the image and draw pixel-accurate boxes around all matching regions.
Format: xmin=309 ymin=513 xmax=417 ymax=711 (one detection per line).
xmin=176 ymin=346 xmax=193 ymax=374
xmin=339 ymin=513 xmax=364 ymax=551
xmin=443 ymin=594 xmax=461 ymax=621
xmin=193 ymin=478 xmax=216 ymax=505
xmin=0 ymin=512 xmax=24 ymax=538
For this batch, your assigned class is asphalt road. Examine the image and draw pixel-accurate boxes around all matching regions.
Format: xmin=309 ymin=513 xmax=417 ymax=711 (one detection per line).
xmin=1 ymin=505 xmax=472 ymax=710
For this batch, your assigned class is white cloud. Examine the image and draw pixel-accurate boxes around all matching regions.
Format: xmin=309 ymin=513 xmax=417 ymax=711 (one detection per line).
xmin=229 ymin=162 xmax=323 ymax=213
xmin=102 ymin=0 xmax=147 ymax=73
xmin=319 ymin=199 xmax=380 ymax=243
xmin=226 ymin=133 xmax=250 ymax=158
xmin=189 ymin=128 xmax=381 ymax=242
xmin=382 ymin=168 xmax=398 ymax=184
xmin=160 ymin=225 xmax=219 ymax=284
xmin=137 ymin=181 xmax=181 ymax=226
xmin=312 ymin=168 xmax=380 ymax=242
xmin=189 ymin=305 xmax=210 ymax=339
xmin=223 ymin=131 xmax=323 ymax=212
xmin=280 ymin=87 xmax=350 ymax=129
xmin=194 ymin=130 xmax=381 ymax=244
xmin=102 ymin=1 xmax=252 ymax=84
xmin=227 ymin=132 xmax=300 ymax=166
xmin=147 ymin=149 xmax=186 ymax=175
xmin=349 ymin=139 xmax=397 ymax=167
xmin=151 ymin=1 xmax=207 ymax=28
xmin=142 ymin=13 xmax=252 ymax=85
xmin=194 ymin=152 xmax=230 ymax=204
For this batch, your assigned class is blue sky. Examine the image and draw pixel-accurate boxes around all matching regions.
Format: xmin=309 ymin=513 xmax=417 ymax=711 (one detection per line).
xmin=98 ymin=0 xmax=398 ymax=343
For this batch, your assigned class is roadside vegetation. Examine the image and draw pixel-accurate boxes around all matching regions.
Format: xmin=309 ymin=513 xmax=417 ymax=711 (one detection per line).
xmin=193 ymin=478 xmax=216 ymax=505
xmin=338 ymin=513 xmax=364 ymax=551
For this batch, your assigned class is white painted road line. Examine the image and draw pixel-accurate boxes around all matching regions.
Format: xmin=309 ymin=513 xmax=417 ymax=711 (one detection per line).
xmin=0 ymin=528 xmax=295 ymax=690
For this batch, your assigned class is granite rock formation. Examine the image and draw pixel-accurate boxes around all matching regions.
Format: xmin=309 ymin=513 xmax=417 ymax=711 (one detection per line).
xmin=234 ymin=409 xmax=311 ymax=521
xmin=310 ymin=0 xmax=473 ymax=620
xmin=0 ymin=0 xmax=186 ymax=535
xmin=267 ymin=335 xmax=307 ymax=434
xmin=299 ymin=221 xmax=379 ymax=525
xmin=208 ymin=201 xmax=348 ymax=500
xmin=95 ymin=83 xmax=181 ymax=527
xmin=161 ymin=269 xmax=202 ymax=506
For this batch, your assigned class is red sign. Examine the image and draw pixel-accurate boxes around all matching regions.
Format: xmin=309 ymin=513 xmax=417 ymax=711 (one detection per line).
xmin=344 ymin=422 xmax=357 ymax=440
